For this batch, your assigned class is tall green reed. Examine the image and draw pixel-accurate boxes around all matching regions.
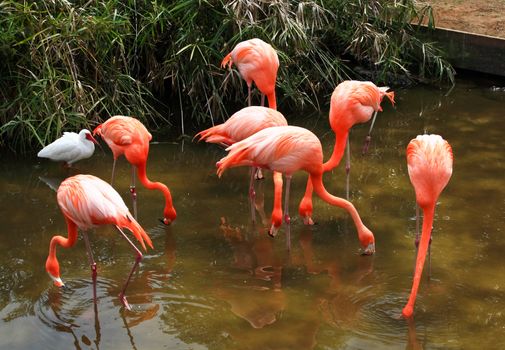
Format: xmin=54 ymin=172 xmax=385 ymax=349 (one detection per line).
xmin=0 ymin=0 xmax=455 ymax=152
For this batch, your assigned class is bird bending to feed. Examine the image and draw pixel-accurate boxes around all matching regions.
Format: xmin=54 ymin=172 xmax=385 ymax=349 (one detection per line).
xmin=222 ymin=38 xmax=279 ymax=110
xmin=298 ymin=80 xmax=395 ymax=225
xmin=93 ymin=115 xmax=176 ymax=225
xmin=216 ymin=125 xmax=375 ymax=255
xmin=402 ymin=134 xmax=453 ymax=318
xmin=45 ymin=174 xmax=153 ymax=310
xmin=37 ymin=129 xmax=98 ymax=167
xmin=195 ymin=106 xmax=288 ymax=234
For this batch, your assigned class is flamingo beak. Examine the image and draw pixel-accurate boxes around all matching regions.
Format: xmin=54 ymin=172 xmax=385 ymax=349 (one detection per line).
xmin=51 ymin=276 xmax=65 ymax=288
xmin=362 ymin=242 xmax=375 ymax=256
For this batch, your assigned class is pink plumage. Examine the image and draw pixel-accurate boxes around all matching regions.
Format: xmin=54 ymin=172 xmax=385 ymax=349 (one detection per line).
xmin=195 ymin=106 xmax=287 ymax=146
xmin=402 ymin=134 xmax=453 ymax=318
xmin=222 ymin=38 xmax=279 ymax=110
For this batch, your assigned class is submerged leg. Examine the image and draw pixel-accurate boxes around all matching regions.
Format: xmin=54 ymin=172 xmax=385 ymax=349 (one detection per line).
xmin=254 ymin=180 xmax=268 ymax=226
xmin=249 ymin=167 xmax=256 ymax=224
xmin=83 ymin=231 xmax=99 ymax=308
xmin=82 ymin=231 xmax=97 ymax=281
xmin=130 ymin=166 xmax=138 ymax=220
xmin=115 ymin=226 xmax=143 ymax=311
xmin=415 ymin=204 xmax=420 ymax=249
xmin=428 ymin=241 xmax=432 ymax=280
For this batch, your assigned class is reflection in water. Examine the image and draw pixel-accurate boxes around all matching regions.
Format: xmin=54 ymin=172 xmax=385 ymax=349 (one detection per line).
xmin=2 ymin=75 xmax=505 ymax=349
xmin=406 ymin=318 xmax=423 ymax=350
xmin=215 ymin=217 xmax=284 ymax=329
xmin=293 ymin=228 xmax=374 ymax=331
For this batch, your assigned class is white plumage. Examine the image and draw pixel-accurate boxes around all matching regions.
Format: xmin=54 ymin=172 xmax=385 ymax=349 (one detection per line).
xmin=38 ymin=129 xmax=97 ymax=166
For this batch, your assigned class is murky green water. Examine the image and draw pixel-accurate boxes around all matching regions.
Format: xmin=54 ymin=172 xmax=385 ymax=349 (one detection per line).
xmin=1 ymin=74 xmax=505 ymax=349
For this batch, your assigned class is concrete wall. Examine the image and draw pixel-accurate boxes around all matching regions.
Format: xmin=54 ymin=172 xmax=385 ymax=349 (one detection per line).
xmin=420 ymin=27 xmax=505 ymax=77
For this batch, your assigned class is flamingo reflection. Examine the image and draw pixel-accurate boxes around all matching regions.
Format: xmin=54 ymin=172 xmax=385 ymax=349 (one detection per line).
xmin=214 ymin=217 xmax=284 ymax=329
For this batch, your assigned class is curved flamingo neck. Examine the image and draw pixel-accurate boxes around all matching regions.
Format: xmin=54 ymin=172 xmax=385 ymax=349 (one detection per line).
xmin=267 ymin=91 xmax=277 ymax=110
xmin=299 ymin=129 xmax=349 ymax=219
xmin=402 ymin=203 xmax=435 ymax=318
xmin=46 ymin=218 xmax=79 ymax=279
xmin=136 ymin=162 xmax=175 ymax=216
xmin=309 ymin=172 xmax=368 ymax=243
xmin=50 ymin=218 xmax=79 ymax=251
xmin=322 ymin=129 xmax=349 ymax=172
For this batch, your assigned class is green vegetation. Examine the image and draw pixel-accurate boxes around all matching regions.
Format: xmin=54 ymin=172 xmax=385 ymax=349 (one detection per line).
xmin=0 ymin=0 xmax=454 ymax=152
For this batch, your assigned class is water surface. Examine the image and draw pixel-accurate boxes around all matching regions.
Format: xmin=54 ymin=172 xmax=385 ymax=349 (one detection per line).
xmin=1 ymin=74 xmax=504 ymax=349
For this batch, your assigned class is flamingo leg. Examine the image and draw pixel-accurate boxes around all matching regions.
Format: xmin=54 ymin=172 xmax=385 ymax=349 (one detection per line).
xmin=345 ymin=137 xmax=351 ymax=200
xmin=261 ymin=94 xmax=265 ymax=107
xmin=284 ymin=175 xmax=292 ymax=251
xmin=111 ymin=158 xmax=117 ymax=186
xmin=415 ymin=204 xmax=420 ymax=248
xmin=130 ymin=166 xmax=138 ymax=220
xmin=248 ymin=85 xmax=252 ymax=107
xmin=82 ymin=231 xmax=97 ymax=281
xmin=254 ymin=180 xmax=268 ymax=226
xmin=83 ymin=231 xmax=99 ymax=308
xmin=115 ymin=226 xmax=143 ymax=311
xmin=249 ymin=167 xmax=256 ymax=224
xmin=428 ymin=242 xmax=432 ymax=280
xmin=362 ymin=110 xmax=378 ymax=155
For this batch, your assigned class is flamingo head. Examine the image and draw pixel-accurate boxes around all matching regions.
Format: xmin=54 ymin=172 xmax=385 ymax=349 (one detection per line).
xmin=402 ymin=305 xmax=414 ymax=318
xmin=267 ymin=207 xmax=284 ymax=238
xmin=50 ymin=275 xmax=65 ymax=288
xmin=359 ymin=226 xmax=375 ymax=255
xmin=302 ymin=215 xmax=315 ymax=226
xmin=162 ymin=207 xmax=177 ymax=225
xmin=45 ymin=257 xmax=65 ymax=287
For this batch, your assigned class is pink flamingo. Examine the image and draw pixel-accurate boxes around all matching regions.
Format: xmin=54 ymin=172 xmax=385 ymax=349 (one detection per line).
xmin=45 ymin=174 xmax=154 ymax=310
xmin=93 ymin=115 xmax=176 ymax=224
xmin=216 ymin=125 xmax=375 ymax=255
xmin=222 ymin=38 xmax=279 ymax=109
xmin=402 ymin=134 xmax=453 ymax=318
xmin=298 ymin=80 xmax=394 ymax=225
xmin=195 ymin=106 xmax=288 ymax=234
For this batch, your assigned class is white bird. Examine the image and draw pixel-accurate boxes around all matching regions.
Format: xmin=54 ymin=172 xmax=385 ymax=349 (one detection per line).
xmin=38 ymin=129 xmax=98 ymax=166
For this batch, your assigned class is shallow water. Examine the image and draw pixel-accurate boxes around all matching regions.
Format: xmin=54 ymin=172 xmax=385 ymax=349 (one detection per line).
xmin=1 ymin=73 xmax=505 ymax=349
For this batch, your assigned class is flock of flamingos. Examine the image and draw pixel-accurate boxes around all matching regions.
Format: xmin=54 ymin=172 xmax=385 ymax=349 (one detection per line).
xmin=37 ymin=38 xmax=453 ymax=319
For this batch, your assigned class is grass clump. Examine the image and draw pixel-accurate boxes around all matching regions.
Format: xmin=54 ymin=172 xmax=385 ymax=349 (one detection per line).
xmin=0 ymin=0 xmax=455 ymax=152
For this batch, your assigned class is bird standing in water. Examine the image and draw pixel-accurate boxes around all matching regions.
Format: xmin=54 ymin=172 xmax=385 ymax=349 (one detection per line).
xmin=93 ymin=116 xmax=176 ymax=224
xmin=222 ymin=38 xmax=279 ymax=110
xmin=298 ymin=80 xmax=394 ymax=225
xmin=216 ymin=125 xmax=375 ymax=254
xmin=37 ymin=129 xmax=98 ymax=167
xmin=402 ymin=134 xmax=453 ymax=318
xmin=195 ymin=106 xmax=288 ymax=234
xmin=45 ymin=174 xmax=153 ymax=310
